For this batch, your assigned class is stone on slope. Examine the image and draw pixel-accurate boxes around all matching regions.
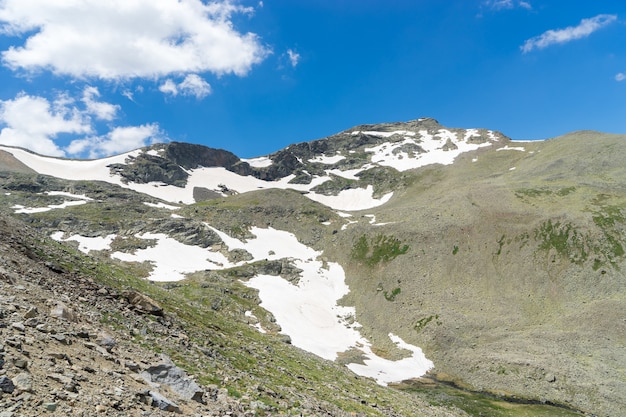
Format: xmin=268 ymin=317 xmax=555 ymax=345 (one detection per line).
xmin=141 ymin=355 xmax=204 ymax=403
xmin=124 ymin=290 xmax=164 ymax=316
xmin=50 ymin=302 xmax=78 ymax=322
xmin=0 ymin=376 xmax=15 ymax=393
xmin=146 ymin=390 xmax=182 ymax=413
xmin=12 ymin=373 xmax=32 ymax=392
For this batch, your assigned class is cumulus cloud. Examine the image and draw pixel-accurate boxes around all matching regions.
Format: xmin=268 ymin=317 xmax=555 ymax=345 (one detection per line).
xmin=160 ymin=74 xmax=212 ymax=99
xmin=0 ymin=0 xmax=269 ymax=80
xmin=616 ymin=73 xmax=626 ymax=82
xmin=0 ymin=90 xmax=164 ymax=158
xmin=484 ymin=0 xmax=532 ymax=10
xmin=82 ymin=86 xmax=119 ymax=121
xmin=0 ymin=93 xmax=92 ymax=156
xmin=287 ymin=49 xmax=300 ymax=67
xmin=67 ymin=124 xmax=164 ymax=159
xmin=521 ymin=14 xmax=617 ymax=53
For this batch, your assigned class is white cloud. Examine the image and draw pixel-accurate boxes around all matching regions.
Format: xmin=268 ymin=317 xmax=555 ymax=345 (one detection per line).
xmin=0 ymin=93 xmax=92 ymax=156
xmin=0 ymin=91 xmax=164 ymax=158
xmin=0 ymin=0 xmax=269 ymax=80
xmin=287 ymin=49 xmax=300 ymax=67
xmin=159 ymin=74 xmax=212 ymax=99
xmin=159 ymin=80 xmax=179 ymax=96
xmin=179 ymin=74 xmax=212 ymax=99
xmin=484 ymin=0 xmax=532 ymax=10
xmin=521 ymin=14 xmax=617 ymax=53
xmin=67 ymin=124 xmax=164 ymax=159
xmin=616 ymin=73 xmax=626 ymax=82
xmin=82 ymin=86 xmax=119 ymax=121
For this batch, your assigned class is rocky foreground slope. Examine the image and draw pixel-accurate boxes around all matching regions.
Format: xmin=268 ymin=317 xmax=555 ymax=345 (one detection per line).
xmin=0 ymin=119 xmax=624 ymax=416
xmin=0 ymin=211 xmax=466 ymax=416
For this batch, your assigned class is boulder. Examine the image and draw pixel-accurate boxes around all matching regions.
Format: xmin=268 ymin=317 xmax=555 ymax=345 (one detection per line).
xmin=148 ymin=390 xmax=181 ymax=413
xmin=124 ymin=290 xmax=163 ymax=316
xmin=141 ymin=355 xmax=204 ymax=403
xmin=50 ymin=302 xmax=78 ymax=322
xmin=0 ymin=376 xmax=15 ymax=393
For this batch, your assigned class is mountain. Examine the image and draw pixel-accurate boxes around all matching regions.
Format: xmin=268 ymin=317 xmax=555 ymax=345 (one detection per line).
xmin=0 ymin=118 xmax=624 ymax=416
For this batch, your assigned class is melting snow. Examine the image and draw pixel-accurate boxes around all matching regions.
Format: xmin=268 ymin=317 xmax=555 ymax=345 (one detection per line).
xmin=242 ymin=156 xmax=273 ymax=168
xmin=365 ymin=130 xmax=493 ymax=172
xmin=51 ymin=232 xmax=116 ymax=254
xmin=110 ymin=232 xmax=232 ymax=281
xmin=12 ymin=200 xmax=88 ymax=214
xmin=364 ymin=214 xmax=394 ymax=227
xmin=57 ymin=223 xmax=434 ymax=384
xmin=463 ymin=129 xmax=481 ymax=140
xmin=244 ymin=311 xmax=266 ymax=333
xmin=358 ymin=130 xmax=416 ymax=138
xmin=487 ymin=130 xmax=500 ymax=141
xmin=306 ymin=186 xmax=393 ymax=211
xmin=496 ymin=146 xmax=525 ymax=152
xmin=47 ymin=191 xmax=93 ymax=200
xmin=346 ymin=333 xmax=433 ymax=386
xmin=308 ymin=154 xmax=346 ymax=164
xmin=143 ymin=202 xmax=180 ymax=210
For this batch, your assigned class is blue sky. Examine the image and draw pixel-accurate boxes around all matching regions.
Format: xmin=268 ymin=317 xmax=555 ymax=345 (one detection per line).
xmin=0 ymin=0 xmax=625 ymax=159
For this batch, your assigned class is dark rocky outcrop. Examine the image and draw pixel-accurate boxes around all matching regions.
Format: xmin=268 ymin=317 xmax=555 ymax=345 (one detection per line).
xmin=108 ymin=153 xmax=189 ymax=187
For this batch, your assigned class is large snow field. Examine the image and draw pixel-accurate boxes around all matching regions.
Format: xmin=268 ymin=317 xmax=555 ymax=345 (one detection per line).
xmin=50 ymin=223 xmax=434 ymax=384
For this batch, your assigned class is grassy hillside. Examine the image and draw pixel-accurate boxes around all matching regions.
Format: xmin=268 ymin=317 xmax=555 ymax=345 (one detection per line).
xmin=330 ymin=133 xmax=626 ymax=416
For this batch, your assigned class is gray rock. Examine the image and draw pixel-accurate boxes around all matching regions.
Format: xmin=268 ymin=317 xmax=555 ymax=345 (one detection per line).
xmin=123 ymin=290 xmax=163 ymax=316
xmin=96 ymin=332 xmax=116 ymax=352
xmin=0 ymin=376 xmax=15 ymax=393
xmin=50 ymin=302 xmax=78 ymax=322
xmin=23 ymin=307 xmax=38 ymax=319
xmin=42 ymin=403 xmax=57 ymax=412
xmin=10 ymin=322 xmax=25 ymax=332
xmin=51 ymin=333 xmax=71 ymax=345
xmin=0 ymin=266 xmax=17 ymax=285
xmin=124 ymin=361 xmax=140 ymax=372
xmin=12 ymin=358 xmax=27 ymax=369
xmin=545 ymin=373 xmax=556 ymax=383
xmin=148 ymin=390 xmax=181 ymax=413
xmin=12 ymin=373 xmax=32 ymax=392
xmin=141 ymin=355 xmax=204 ymax=403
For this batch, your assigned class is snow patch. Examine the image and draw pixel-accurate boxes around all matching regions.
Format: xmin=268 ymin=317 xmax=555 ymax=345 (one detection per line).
xmin=111 ymin=232 xmax=232 ymax=281
xmin=47 ymin=191 xmax=93 ymax=200
xmin=306 ymin=186 xmax=393 ymax=211
xmin=12 ymin=200 xmax=88 ymax=214
xmin=361 ymin=130 xmax=416 ymax=138
xmin=51 ymin=232 xmax=116 ymax=254
xmin=497 ymin=146 xmax=525 ymax=152
xmin=346 ymin=333 xmax=433 ymax=386
xmin=242 ymin=156 xmax=273 ymax=168
xmin=464 ymin=129 xmax=481 ymax=141
xmin=365 ymin=131 xmax=492 ymax=172
xmin=143 ymin=202 xmax=180 ymax=210
xmin=308 ymin=154 xmax=345 ymax=164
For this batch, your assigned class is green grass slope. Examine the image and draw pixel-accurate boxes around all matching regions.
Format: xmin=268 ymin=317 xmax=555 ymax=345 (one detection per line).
xmin=329 ymin=133 xmax=625 ymax=416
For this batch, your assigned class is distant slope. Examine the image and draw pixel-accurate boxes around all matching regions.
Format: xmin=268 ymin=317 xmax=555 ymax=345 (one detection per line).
xmin=0 ymin=149 xmax=36 ymax=173
xmin=0 ymin=118 xmax=507 ymax=211
xmin=332 ymin=132 xmax=626 ymax=416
